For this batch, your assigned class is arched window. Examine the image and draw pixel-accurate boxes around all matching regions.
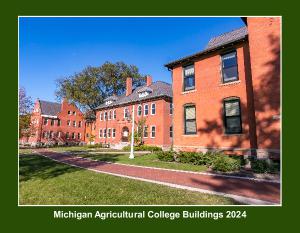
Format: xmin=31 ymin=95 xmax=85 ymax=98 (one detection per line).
xmin=223 ymin=97 xmax=242 ymax=134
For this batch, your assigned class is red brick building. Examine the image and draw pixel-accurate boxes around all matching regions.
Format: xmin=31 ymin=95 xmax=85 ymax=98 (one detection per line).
xmin=21 ymin=99 xmax=86 ymax=146
xmin=93 ymin=76 xmax=173 ymax=149
xmin=165 ymin=17 xmax=280 ymax=159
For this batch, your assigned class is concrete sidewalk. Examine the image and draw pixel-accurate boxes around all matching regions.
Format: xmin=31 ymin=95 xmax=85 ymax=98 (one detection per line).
xmin=36 ymin=150 xmax=280 ymax=205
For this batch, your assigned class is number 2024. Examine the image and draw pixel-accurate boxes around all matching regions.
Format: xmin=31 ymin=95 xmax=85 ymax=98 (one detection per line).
xmin=226 ymin=211 xmax=247 ymax=218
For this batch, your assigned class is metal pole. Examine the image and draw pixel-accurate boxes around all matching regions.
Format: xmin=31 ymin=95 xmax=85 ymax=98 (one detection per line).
xmin=129 ymin=105 xmax=135 ymax=159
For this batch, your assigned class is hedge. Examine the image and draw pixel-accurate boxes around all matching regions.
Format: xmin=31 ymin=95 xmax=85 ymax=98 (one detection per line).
xmin=122 ymin=145 xmax=163 ymax=152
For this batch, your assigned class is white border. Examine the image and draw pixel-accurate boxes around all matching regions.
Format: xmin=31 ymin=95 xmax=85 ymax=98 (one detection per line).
xmin=18 ymin=15 xmax=282 ymax=207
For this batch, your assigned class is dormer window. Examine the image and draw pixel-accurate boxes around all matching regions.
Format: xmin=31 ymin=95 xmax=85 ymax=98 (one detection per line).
xmin=138 ymin=87 xmax=153 ymax=98
xmin=139 ymin=92 xmax=149 ymax=98
xmin=105 ymin=100 xmax=113 ymax=105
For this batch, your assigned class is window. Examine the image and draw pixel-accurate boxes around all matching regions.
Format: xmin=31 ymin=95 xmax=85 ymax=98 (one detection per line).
xmin=143 ymin=126 xmax=148 ymax=138
xmin=103 ymin=129 xmax=107 ymax=138
xmin=72 ymin=132 xmax=75 ymax=139
xmin=144 ymin=104 xmax=149 ymax=116
xmin=221 ymin=51 xmax=238 ymax=83
xmin=151 ymin=103 xmax=156 ymax=115
xmin=107 ymin=128 xmax=111 ymax=138
xmin=42 ymin=131 xmax=47 ymax=138
xmin=113 ymin=110 xmax=116 ymax=119
xmin=184 ymin=105 xmax=197 ymax=135
xmin=78 ymin=121 xmax=82 ymax=128
xmin=78 ymin=133 xmax=81 ymax=139
xmin=104 ymin=112 xmax=107 ymax=120
xmin=43 ymin=119 xmax=48 ymax=125
xmin=170 ymin=103 xmax=173 ymax=114
xmin=99 ymin=129 xmax=103 ymax=138
xmin=50 ymin=119 xmax=54 ymax=126
xmin=223 ymin=97 xmax=242 ymax=134
xmin=68 ymin=111 xmax=71 ymax=115
xmin=67 ymin=120 xmax=71 ymax=126
xmin=108 ymin=111 xmax=112 ymax=120
xmin=66 ymin=132 xmax=69 ymax=139
xmin=124 ymin=108 xmax=129 ymax=118
xmin=170 ymin=126 xmax=173 ymax=137
xmin=151 ymin=126 xmax=156 ymax=138
xmin=112 ymin=129 xmax=116 ymax=138
xmin=58 ymin=132 xmax=61 ymax=138
xmin=183 ymin=65 xmax=195 ymax=91
xmin=86 ymin=133 xmax=90 ymax=138
xmin=49 ymin=131 xmax=54 ymax=138
xmin=73 ymin=111 xmax=76 ymax=115
xmin=57 ymin=119 xmax=61 ymax=126
xmin=100 ymin=113 xmax=103 ymax=121
xmin=73 ymin=121 xmax=76 ymax=127
xmin=137 ymin=105 xmax=142 ymax=116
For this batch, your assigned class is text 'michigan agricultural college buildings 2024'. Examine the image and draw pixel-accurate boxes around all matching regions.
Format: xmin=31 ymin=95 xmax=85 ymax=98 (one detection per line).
xmin=20 ymin=17 xmax=281 ymax=160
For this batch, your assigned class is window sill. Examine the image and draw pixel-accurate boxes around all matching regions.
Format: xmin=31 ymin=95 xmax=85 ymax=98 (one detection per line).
xmin=219 ymin=80 xmax=241 ymax=86
xmin=182 ymin=134 xmax=198 ymax=137
xmin=181 ymin=89 xmax=197 ymax=95
xmin=223 ymin=133 xmax=244 ymax=136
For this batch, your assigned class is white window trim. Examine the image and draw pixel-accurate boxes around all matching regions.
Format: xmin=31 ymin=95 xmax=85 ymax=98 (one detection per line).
xmin=107 ymin=128 xmax=111 ymax=138
xmin=67 ymin=120 xmax=71 ymax=126
xmin=151 ymin=125 xmax=156 ymax=138
xmin=113 ymin=110 xmax=116 ymax=119
xmin=124 ymin=107 xmax=128 ymax=119
xmin=144 ymin=104 xmax=149 ymax=116
xmin=112 ymin=128 xmax=116 ymax=138
xmin=99 ymin=129 xmax=102 ymax=138
xmin=151 ymin=103 xmax=156 ymax=115
xmin=100 ymin=113 xmax=103 ymax=121
xmin=108 ymin=111 xmax=112 ymax=120
xmin=104 ymin=111 xmax=107 ymax=120
xmin=103 ymin=129 xmax=107 ymax=138
xmin=73 ymin=121 xmax=76 ymax=127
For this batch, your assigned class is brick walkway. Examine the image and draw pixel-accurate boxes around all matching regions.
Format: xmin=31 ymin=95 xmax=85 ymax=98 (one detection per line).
xmin=36 ymin=150 xmax=280 ymax=205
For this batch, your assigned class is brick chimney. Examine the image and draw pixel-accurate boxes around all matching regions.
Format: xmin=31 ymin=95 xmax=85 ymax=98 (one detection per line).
xmin=146 ymin=75 xmax=152 ymax=86
xmin=126 ymin=77 xmax=132 ymax=96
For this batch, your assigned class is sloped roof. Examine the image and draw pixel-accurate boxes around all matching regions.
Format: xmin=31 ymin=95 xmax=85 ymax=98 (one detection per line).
xmin=165 ymin=26 xmax=248 ymax=69
xmin=205 ymin=26 xmax=248 ymax=50
xmin=39 ymin=100 xmax=61 ymax=116
xmin=95 ymin=81 xmax=172 ymax=110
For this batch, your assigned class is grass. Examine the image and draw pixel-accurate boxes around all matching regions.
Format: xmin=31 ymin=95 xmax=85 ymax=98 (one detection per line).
xmin=19 ymin=153 xmax=238 ymax=205
xmin=57 ymin=150 xmax=208 ymax=172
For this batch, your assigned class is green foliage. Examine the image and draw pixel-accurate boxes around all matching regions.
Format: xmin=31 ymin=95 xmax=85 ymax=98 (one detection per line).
xmin=157 ymin=151 xmax=241 ymax=172
xmin=156 ymin=151 xmax=175 ymax=162
xmin=55 ymin=62 xmax=145 ymax=111
xmin=122 ymin=145 xmax=162 ymax=152
xmin=211 ymin=156 xmax=241 ymax=172
xmin=250 ymin=158 xmax=280 ymax=173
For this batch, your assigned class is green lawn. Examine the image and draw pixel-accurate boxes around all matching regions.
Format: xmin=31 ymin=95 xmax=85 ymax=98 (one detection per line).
xmin=19 ymin=153 xmax=237 ymax=205
xmin=69 ymin=152 xmax=208 ymax=172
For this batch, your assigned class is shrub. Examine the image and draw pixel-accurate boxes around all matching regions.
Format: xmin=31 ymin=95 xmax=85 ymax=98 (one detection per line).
xmin=156 ymin=151 xmax=175 ymax=162
xmin=250 ymin=158 xmax=280 ymax=173
xmin=122 ymin=145 xmax=162 ymax=152
xmin=211 ymin=156 xmax=241 ymax=172
xmin=86 ymin=143 xmax=103 ymax=148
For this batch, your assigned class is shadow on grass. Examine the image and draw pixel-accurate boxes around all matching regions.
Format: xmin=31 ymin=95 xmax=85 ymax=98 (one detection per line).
xmin=19 ymin=154 xmax=80 ymax=182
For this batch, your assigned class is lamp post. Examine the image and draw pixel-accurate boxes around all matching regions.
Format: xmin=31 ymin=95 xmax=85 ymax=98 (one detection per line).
xmin=129 ymin=105 xmax=135 ymax=159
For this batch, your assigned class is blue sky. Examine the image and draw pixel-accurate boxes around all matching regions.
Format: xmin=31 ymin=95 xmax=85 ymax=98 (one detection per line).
xmin=19 ymin=17 xmax=244 ymax=102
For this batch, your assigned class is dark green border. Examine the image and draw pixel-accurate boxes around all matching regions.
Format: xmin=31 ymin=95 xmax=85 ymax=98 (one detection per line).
xmin=1 ymin=0 xmax=297 ymax=230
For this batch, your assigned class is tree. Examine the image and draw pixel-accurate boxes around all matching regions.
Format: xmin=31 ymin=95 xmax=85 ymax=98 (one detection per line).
xmin=19 ymin=87 xmax=33 ymax=138
xmin=55 ymin=61 xmax=145 ymax=112
xmin=134 ymin=118 xmax=147 ymax=145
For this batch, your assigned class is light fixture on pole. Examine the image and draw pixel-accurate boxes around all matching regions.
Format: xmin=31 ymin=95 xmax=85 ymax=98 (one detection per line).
xmin=129 ymin=104 xmax=135 ymax=159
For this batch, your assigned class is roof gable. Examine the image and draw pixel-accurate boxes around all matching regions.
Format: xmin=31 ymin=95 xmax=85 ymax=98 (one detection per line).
xmin=39 ymin=100 xmax=61 ymax=116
